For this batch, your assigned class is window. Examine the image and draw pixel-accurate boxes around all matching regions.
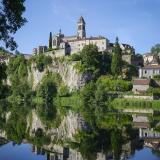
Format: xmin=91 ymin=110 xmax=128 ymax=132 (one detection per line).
xmin=144 ymin=70 xmax=147 ymax=74
xmin=53 ymin=39 xmax=56 ymax=46
xmin=153 ymin=70 xmax=155 ymax=74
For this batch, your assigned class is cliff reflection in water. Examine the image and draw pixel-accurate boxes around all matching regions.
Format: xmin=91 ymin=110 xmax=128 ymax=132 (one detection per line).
xmin=1 ymin=109 xmax=160 ymax=160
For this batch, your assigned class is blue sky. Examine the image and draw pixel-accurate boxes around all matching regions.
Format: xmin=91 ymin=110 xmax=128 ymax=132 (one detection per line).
xmin=11 ymin=0 xmax=160 ymax=54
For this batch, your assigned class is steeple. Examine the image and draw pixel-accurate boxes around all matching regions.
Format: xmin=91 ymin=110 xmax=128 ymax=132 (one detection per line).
xmin=77 ymin=16 xmax=86 ymax=39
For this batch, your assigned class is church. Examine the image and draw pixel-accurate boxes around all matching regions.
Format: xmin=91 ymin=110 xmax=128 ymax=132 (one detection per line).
xmin=33 ymin=16 xmax=136 ymax=61
xmin=51 ymin=16 xmax=110 ymax=56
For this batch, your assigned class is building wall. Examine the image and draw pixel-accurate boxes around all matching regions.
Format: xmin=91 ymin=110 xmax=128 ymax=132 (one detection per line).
xmin=132 ymin=84 xmax=150 ymax=92
xmin=68 ymin=38 xmax=108 ymax=54
xmin=139 ymin=128 xmax=160 ymax=138
xmin=122 ymin=55 xmax=133 ymax=64
xmin=139 ymin=68 xmax=160 ymax=78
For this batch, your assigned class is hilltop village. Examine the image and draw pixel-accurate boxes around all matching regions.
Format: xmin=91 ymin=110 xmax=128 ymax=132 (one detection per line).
xmin=31 ymin=16 xmax=160 ymax=96
xmin=1 ymin=17 xmax=160 ymax=160
xmin=1 ymin=16 xmax=160 ymax=97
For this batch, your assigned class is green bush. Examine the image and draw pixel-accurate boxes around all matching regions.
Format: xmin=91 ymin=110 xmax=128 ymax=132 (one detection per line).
xmin=96 ymin=76 xmax=132 ymax=92
xmin=58 ymin=85 xmax=70 ymax=97
xmin=70 ymin=53 xmax=81 ymax=61
xmin=153 ymin=74 xmax=160 ymax=80
xmin=33 ymin=54 xmax=52 ymax=72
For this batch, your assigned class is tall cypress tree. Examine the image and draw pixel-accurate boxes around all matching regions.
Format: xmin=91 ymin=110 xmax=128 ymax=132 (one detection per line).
xmin=49 ymin=32 xmax=52 ymax=49
xmin=111 ymin=37 xmax=122 ymax=76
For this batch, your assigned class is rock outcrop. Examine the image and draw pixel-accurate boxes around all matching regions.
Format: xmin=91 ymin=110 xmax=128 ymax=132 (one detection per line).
xmin=29 ymin=56 xmax=92 ymax=91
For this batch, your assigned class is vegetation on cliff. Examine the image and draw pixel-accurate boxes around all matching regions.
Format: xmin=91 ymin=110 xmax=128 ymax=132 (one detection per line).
xmin=0 ymin=43 xmax=152 ymax=159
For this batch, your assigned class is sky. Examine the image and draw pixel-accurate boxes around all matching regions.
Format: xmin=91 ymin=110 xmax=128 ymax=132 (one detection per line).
xmin=9 ymin=0 xmax=160 ymax=54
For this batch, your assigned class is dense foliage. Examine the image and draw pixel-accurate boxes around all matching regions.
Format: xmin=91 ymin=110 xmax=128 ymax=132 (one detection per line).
xmin=151 ymin=44 xmax=160 ymax=55
xmin=74 ymin=44 xmax=111 ymax=79
xmin=97 ymin=76 xmax=132 ymax=92
xmin=0 ymin=0 xmax=27 ymax=50
xmin=0 ymin=44 xmax=157 ymax=159
xmin=111 ymin=38 xmax=122 ymax=76
xmin=32 ymin=54 xmax=52 ymax=72
xmin=36 ymin=73 xmax=58 ymax=122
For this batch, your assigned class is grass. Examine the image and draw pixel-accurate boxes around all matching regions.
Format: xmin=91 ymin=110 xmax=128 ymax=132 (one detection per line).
xmin=111 ymin=98 xmax=160 ymax=110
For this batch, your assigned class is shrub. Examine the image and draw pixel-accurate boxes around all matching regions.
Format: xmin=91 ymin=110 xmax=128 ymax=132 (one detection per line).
xmin=70 ymin=53 xmax=81 ymax=61
xmin=33 ymin=54 xmax=52 ymax=72
xmin=58 ymin=85 xmax=70 ymax=97
xmin=96 ymin=76 xmax=132 ymax=92
xmin=153 ymin=74 xmax=160 ymax=80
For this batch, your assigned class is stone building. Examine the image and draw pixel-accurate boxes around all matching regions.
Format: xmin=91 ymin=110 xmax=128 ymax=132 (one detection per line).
xmin=51 ymin=16 xmax=134 ymax=57
xmin=143 ymin=53 xmax=159 ymax=66
xmin=139 ymin=65 xmax=160 ymax=78
xmin=51 ymin=16 xmax=110 ymax=56
xmin=132 ymin=79 xmax=152 ymax=92
xmin=139 ymin=128 xmax=160 ymax=139
xmin=32 ymin=16 xmax=142 ymax=66
xmin=33 ymin=45 xmax=48 ymax=54
xmin=122 ymin=54 xmax=143 ymax=66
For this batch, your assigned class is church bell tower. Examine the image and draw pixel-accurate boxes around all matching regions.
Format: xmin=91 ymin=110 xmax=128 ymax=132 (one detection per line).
xmin=77 ymin=16 xmax=86 ymax=39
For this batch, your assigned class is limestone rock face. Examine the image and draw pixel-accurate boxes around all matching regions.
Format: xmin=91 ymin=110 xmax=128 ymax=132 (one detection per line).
xmin=29 ymin=57 xmax=92 ymax=91
xmin=28 ymin=64 xmax=46 ymax=90
xmin=27 ymin=110 xmax=45 ymax=135
xmin=48 ymin=59 xmax=92 ymax=91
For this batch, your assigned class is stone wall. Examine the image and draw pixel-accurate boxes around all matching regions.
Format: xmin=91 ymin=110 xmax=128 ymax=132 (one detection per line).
xmin=132 ymin=84 xmax=150 ymax=92
xmin=122 ymin=95 xmax=153 ymax=100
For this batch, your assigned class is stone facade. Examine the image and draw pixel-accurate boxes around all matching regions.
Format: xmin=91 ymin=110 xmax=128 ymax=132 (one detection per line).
xmin=139 ymin=128 xmax=160 ymax=138
xmin=132 ymin=79 xmax=151 ymax=92
xmin=139 ymin=65 xmax=160 ymax=78
xmin=50 ymin=16 xmax=134 ymax=58
xmin=143 ymin=53 xmax=159 ymax=66
xmin=33 ymin=45 xmax=48 ymax=54
xmin=32 ymin=16 xmax=142 ymax=66
xmin=122 ymin=54 xmax=143 ymax=66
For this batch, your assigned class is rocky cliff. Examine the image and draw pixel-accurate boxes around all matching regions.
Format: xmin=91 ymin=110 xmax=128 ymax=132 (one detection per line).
xmin=28 ymin=56 xmax=92 ymax=91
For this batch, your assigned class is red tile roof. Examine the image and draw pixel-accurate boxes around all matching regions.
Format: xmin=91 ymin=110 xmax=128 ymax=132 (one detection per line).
xmin=133 ymin=79 xmax=151 ymax=85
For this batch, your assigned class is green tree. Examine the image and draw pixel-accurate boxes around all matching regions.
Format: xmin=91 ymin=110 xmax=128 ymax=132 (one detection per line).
xmin=81 ymin=44 xmax=101 ymax=76
xmin=0 ymin=62 xmax=7 ymax=82
xmin=111 ymin=37 xmax=122 ymax=76
xmin=80 ymin=81 xmax=97 ymax=127
xmin=111 ymin=129 xmax=122 ymax=160
xmin=49 ymin=32 xmax=52 ymax=49
xmin=151 ymin=44 xmax=160 ymax=55
xmin=33 ymin=54 xmax=52 ymax=72
xmin=0 ymin=0 xmax=27 ymax=50
xmin=37 ymin=74 xmax=57 ymax=121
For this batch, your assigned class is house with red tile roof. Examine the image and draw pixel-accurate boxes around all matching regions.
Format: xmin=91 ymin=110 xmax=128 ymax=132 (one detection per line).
xmin=132 ymin=78 xmax=152 ymax=92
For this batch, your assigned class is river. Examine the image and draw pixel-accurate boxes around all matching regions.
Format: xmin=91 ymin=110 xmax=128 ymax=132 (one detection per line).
xmin=0 ymin=142 xmax=160 ymax=160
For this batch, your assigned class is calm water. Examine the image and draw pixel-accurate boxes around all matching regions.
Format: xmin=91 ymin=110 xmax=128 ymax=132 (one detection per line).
xmin=0 ymin=142 xmax=47 ymax=160
xmin=129 ymin=147 xmax=160 ymax=160
xmin=0 ymin=142 xmax=160 ymax=160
